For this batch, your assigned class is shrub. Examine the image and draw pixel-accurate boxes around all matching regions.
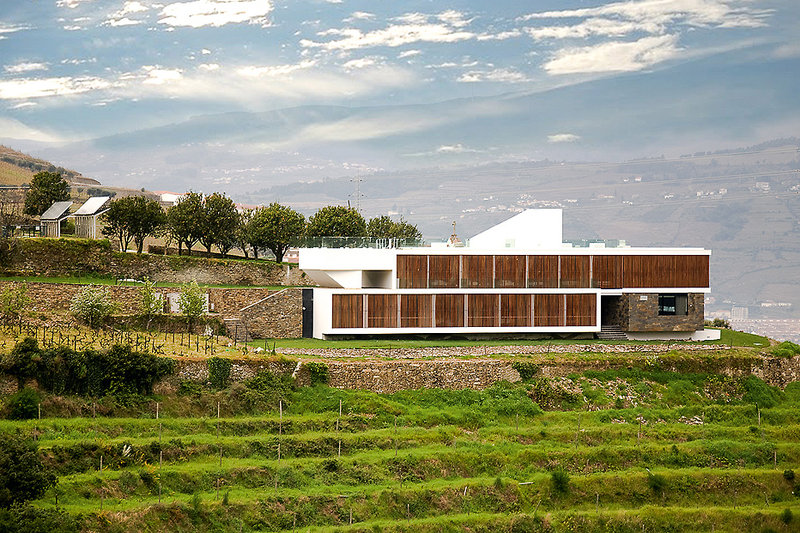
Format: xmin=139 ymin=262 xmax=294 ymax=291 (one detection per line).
xmin=208 ymin=357 xmax=232 ymax=390
xmin=87 ymin=344 xmax=174 ymax=397
xmin=6 ymin=388 xmax=39 ymax=420
xmin=0 ymin=436 xmax=56 ymax=507
xmin=178 ymin=380 xmax=203 ymax=396
xmin=771 ymin=341 xmax=800 ymax=358
xmin=304 ymin=361 xmax=329 ymax=385
xmin=240 ymin=370 xmax=295 ymax=411
xmin=0 ymin=337 xmax=39 ymax=389
xmin=550 ymin=469 xmax=570 ymax=494
xmin=783 ymin=469 xmax=795 ymax=482
xmin=647 ymin=472 xmax=667 ymax=495
xmin=742 ymin=376 xmax=783 ymax=408
xmin=781 ymin=508 xmax=793 ymax=524
xmin=511 ymin=361 xmax=540 ymax=381
xmin=0 ymin=504 xmax=77 ymax=532
xmin=69 ymin=285 xmax=117 ymax=328
xmin=138 ymin=279 xmax=163 ymax=329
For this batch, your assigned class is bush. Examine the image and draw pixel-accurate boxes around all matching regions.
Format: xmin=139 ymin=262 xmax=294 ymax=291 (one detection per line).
xmin=742 ymin=376 xmax=783 ymax=408
xmin=6 ymin=388 xmax=39 ymax=420
xmin=647 ymin=472 xmax=667 ymax=495
xmin=69 ymin=285 xmax=117 ymax=328
xmin=0 ymin=503 xmax=77 ymax=532
xmin=0 ymin=337 xmax=39 ymax=389
xmin=0 ymin=282 xmax=30 ymax=323
xmin=208 ymin=357 xmax=232 ymax=390
xmin=240 ymin=371 xmax=295 ymax=412
xmin=783 ymin=469 xmax=795 ymax=482
xmin=511 ymin=361 xmax=540 ymax=381
xmin=304 ymin=361 xmax=329 ymax=385
xmin=771 ymin=341 xmax=800 ymax=358
xmin=781 ymin=508 xmax=793 ymax=524
xmin=550 ymin=469 xmax=570 ymax=494
xmin=0 ymin=436 xmax=56 ymax=507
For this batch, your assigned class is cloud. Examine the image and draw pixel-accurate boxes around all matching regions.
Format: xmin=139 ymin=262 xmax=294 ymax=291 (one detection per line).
xmin=458 ymin=67 xmax=529 ymax=83
xmin=141 ymin=66 xmax=183 ymax=84
xmin=0 ymin=117 xmax=63 ymax=142
xmin=158 ymin=0 xmax=273 ymax=28
xmin=342 ymin=57 xmax=379 ymax=70
xmin=56 ymin=0 xmax=94 ymax=8
xmin=5 ymin=62 xmax=49 ymax=74
xmin=547 ymin=133 xmax=581 ymax=143
xmin=398 ymin=49 xmax=421 ymax=58
xmin=519 ymin=0 xmax=771 ymax=29
xmin=543 ymin=34 xmax=680 ymax=74
xmin=773 ymin=43 xmax=800 ymax=59
xmin=345 ymin=11 xmax=374 ymax=22
xmin=0 ymin=76 xmax=111 ymax=99
xmin=236 ymin=59 xmax=317 ymax=77
xmin=301 ymin=12 xmax=475 ymax=51
xmin=476 ymin=29 xmax=522 ymax=41
xmin=198 ymin=63 xmax=220 ymax=71
xmin=0 ymin=23 xmax=31 ymax=39
xmin=436 ymin=143 xmax=481 ymax=153
xmin=526 ymin=18 xmax=663 ymax=40
xmin=9 ymin=102 xmax=38 ymax=109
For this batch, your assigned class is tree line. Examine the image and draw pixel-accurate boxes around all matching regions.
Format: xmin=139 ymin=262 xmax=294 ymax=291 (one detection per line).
xmin=102 ymin=192 xmax=421 ymax=262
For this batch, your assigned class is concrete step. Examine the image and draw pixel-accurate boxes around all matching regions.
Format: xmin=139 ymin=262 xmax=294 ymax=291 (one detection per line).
xmin=597 ymin=325 xmax=629 ymax=340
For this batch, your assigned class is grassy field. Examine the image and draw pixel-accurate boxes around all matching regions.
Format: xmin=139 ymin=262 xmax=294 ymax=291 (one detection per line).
xmin=2 ymin=356 xmax=799 ymax=532
xmin=253 ymin=328 xmax=770 ymax=350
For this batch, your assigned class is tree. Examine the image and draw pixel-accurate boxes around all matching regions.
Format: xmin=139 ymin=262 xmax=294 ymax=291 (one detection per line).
xmin=129 ymin=196 xmax=166 ymax=253
xmin=23 ymin=171 xmax=69 ymax=217
xmin=166 ymin=192 xmax=203 ymax=255
xmin=0 ymin=282 xmax=30 ymax=323
xmin=0 ymin=436 xmax=56 ymax=508
xmin=69 ymin=285 xmax=117 ymax=328
xmin=367 ymin=215 xmax=422 ymax=240
xmin=234 ymin=208 xmax=254 ymax=258
xmin=178 ymin=281 xmax=207 ymax=331
xmin=102 ymin=197 xmax=135 ymax=251
xmin=198 ymin=193 xmax=239 ymax=257
xmin=138 ymin=279 xmax=163 ymax=329
xmin=249 ymin=203 xmax=305 ymax=262
xmin=306 ymin=206 xmax=366 ymax=237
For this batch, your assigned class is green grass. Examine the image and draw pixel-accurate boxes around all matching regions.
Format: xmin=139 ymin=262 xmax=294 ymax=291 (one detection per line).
xmin=0 ymin=275 xmax=294 ymax=290
xmin=253 ymin=329 xmax=769 ymax=350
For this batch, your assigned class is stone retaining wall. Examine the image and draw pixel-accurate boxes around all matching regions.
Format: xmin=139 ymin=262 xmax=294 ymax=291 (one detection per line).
xmin=4 ymin=238 xmax=309 ymax=286
xmin=0 ymin=281 xmax=303 ymax=337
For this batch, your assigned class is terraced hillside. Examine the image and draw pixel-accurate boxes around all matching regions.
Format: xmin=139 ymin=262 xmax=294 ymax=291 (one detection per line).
xmin=2 ymin=350 xmax=799 ymax=532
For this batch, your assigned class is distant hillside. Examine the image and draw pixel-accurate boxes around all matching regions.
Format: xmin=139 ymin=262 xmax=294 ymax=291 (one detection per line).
xmin=0 ymin=145 xmax=99 ymax=186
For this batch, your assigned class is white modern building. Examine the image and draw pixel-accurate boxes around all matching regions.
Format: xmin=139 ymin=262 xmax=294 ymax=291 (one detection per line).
xmin=299 ymin=210 xmax=716 ymax=341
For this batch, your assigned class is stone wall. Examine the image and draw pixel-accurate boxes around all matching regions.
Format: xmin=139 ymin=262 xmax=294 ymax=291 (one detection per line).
xmin=0 ymin=281 xmax=304 ymax=337
xmin=622 ymin=293 xmax=704 ymax=332
xmin=4 ymin=238 xmax=310 ymax=286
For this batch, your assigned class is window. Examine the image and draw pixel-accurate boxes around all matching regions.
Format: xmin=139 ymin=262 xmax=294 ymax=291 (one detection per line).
xmin=658 ymin=294 xmax=688 ymax=315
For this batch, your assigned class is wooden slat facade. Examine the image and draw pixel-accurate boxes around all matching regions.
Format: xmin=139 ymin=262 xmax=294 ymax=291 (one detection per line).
xmin=400 ymin=294 xmax=432 ymax=328
xmin=500 ymin=294 xmax=531 ymax=327
xmin=527 ymin=255 xmax=559 ymax=288
xmin=366 ymin=294 xmax=397 ymax=328
xmin=565 ymin=294 xmax=596 ymax=326
xmin=468 ymin=294 xmax=499 ymax=327
xmin=494 ymin=255 xmax=526 ymax=288
xmin=397 ymin=255 xmax=427 ymax=288
xmin=591 ymin=255 xmax=623 ymax=288
xmin=398 ymin=254 xmax=708 ymax=289
xmin=461 ymin=255 xmax=494 ymax=288
xmin=560 ymin=255 xmax=590 ymax=288
xmin=331 ymin=294 xmax=363 ymax=328
xmin=428 ymin=255 xmax=460 ymax=288
xmin=623 ymin=255 xmax=709 ymax=288
xmin=534 ymin=294 xmax=564 ymax=327
xmin=434 ymin=294 xmax=464 ymax=327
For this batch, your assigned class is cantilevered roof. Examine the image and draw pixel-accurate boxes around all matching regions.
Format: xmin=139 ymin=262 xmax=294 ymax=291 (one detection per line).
xmin=40 ymin=201 xmax=73 ymax=221
xmin=73 ymin=196 xmax=110 ymax=216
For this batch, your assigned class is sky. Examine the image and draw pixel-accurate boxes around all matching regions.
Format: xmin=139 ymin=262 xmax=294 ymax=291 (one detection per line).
xmin=1 ymin=0 xmax=798 ymax=147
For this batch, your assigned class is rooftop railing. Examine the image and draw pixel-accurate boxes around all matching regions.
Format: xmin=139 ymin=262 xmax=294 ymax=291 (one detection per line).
xmin=294 ymin=236 xmax=427 ymax=249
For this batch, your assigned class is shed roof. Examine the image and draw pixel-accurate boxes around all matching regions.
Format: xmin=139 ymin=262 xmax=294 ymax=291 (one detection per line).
xmin=73 ymin=196 xmax=110 ymax=216
xmin=40 ymin=201 xmax=73 ymax=221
